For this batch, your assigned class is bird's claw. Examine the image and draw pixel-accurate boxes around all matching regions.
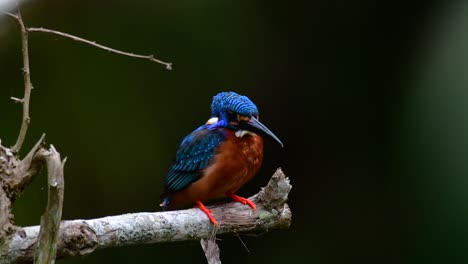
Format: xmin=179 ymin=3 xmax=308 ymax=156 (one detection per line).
xmin=226 ymin=192 xmax=257 ymax=211
xmin=195 ymin=199 xmax=219 ymax=226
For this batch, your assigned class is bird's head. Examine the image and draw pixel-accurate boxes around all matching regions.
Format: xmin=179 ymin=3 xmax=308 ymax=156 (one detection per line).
xmin=208 ymin=91 xmax=283 ymax=147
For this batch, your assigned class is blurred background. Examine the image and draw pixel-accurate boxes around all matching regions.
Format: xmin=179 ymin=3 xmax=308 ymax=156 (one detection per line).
xmin=1 ymin=0 xmax=468 ymax=263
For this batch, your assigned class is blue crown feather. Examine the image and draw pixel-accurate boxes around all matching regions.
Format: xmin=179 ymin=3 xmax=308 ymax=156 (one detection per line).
xmin=211 ymin=91 xmax=258 ymax=118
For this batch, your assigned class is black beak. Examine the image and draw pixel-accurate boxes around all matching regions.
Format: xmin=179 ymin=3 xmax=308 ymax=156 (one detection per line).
xmin=241 ymin=117 xmax=283 ymax=147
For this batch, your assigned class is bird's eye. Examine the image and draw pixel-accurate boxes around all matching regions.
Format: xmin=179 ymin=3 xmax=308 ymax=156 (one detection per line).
xmin=226 ymin=110 xmax=237 ymax=121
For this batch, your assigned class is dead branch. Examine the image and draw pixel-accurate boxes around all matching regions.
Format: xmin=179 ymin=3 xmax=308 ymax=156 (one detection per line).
xmin=34 ymin=146 xmax=66 ymax=264
xmin=9 ymin=9 xmax=32 ymax=154
xmin=27 ymin=27 xmax=173 ymax=70
xmin=3 ymin=11 xmax=172 ymax=71
xmin=0 ymin=6 xmax=291 ymax=264
xmin=3 ymin=169 xmax=291 ymax=264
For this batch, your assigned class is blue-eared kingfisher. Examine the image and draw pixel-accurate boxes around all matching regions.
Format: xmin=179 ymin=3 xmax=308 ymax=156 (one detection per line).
xmin=160 ymin=91 xmax=283 ymax=226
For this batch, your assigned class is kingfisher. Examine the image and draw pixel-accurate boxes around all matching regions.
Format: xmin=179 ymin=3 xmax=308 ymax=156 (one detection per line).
xmin=160 ymin=91 xmax=283 ymax=226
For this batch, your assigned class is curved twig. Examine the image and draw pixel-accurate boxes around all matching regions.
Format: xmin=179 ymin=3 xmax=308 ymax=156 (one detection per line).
xmin=27 ymin=27 xmax=173 ymax=70
xmin=34 ymin=146 xmax=66 ymax=264
xmin=10 ymin=9 xmax=32 ymax=154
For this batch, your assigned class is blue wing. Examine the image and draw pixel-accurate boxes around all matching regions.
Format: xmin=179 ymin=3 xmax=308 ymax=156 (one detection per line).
xmin=164 ymin=125 xmax=226 ymax=193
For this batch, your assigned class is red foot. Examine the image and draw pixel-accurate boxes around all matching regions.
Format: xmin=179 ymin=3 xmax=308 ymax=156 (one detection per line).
xmin=226 ymin=192 xmax=257 ymax=211
xmin=195 ymin=199 xmax=219 ymax=226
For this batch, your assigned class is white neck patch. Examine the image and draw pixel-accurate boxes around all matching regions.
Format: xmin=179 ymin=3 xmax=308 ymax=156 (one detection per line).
xmin=235 ymin=130 xmax=256 ymax=138
xmin=206 ymin=118 xmax=256 ymax=138
xmin=206 ymin=117 xmax=219 ymax=124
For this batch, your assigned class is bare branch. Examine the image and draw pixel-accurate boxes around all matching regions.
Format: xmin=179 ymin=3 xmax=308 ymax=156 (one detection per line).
xmin=3 ymin=169 xmax=291 ymax=263
xmin=5 ymin=8 xmax=172 ymax=153
xmin=201 ymin=234 xmax=221 ymax=264
xmin=10 ymin=97 xmax=24 ymax=104
xmin=4 ymin=8 xmax=172 ymax=152
xmin=27 ymin=27 xmax=173 ymax=70
xmin=11 ymin=8 xmax=32 ymax=154
xmin=34 ymin=146 xmax=66 ymax=264
xmin=5 ymin=134 xmax=46 ymax=200
xmin=4 ymin=13 xmax=172 ymax=70
xmin=2 ymin=12 xmax=18 ymax=20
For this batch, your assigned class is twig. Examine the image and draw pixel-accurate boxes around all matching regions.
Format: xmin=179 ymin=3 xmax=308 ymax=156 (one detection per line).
xmin=3 ymin=169 xmax=292 ymax=263
xmin=10 ymin=97 xmax=24 ymax=104
xmin=4 ymin=9 xmax=172 ymax=150
xmin=2 ymin=12 xmax=18 ymax=19
xmin=236 ymin=234 xmax=250 ymax=253
xmin=3 ymin=12 xmax=172 ymax=70
xmin=27 ymin=27 xmax=173 ymax=70
xmin=11 ymin=8 xmax=32 ymax=154
xmin=34 ymin=146 xmax=66 ymax=264
xmin=4 ymin=8 xmax=172 ymax=151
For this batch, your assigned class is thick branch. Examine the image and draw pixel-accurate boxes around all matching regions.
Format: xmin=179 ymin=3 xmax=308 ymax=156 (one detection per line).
xmin=27 ymin=27 xmax=173 ymax=70
xmin=11 ymin=9 xmax=32 ymax=154
xmin=34 ymin=146 xmax=66 ymax=264
xmin=5 ymin=134 xmax=45 ymax=201
xmin=3 ymin=169 xmax=291 ymax=263
xmin=0 ymin=185 xmax=13 ymax=246
xmin=0 ymin=143 xmax=18 ymax=245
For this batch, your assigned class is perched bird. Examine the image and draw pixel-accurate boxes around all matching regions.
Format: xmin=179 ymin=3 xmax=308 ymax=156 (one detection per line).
xmin=160 ymin=91 xmax=283 ymax=225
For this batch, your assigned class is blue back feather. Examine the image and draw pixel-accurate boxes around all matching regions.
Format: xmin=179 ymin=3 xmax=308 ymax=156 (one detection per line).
xmin=164 ymin=125 xmax=226 ymax=192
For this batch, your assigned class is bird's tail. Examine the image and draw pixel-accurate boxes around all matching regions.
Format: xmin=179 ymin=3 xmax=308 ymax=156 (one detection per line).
xmin=159 ymin=197 xmax=170 ymax=210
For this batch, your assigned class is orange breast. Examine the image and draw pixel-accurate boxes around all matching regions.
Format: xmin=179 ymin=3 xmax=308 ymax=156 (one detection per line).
xmin=168 ymin=129 xmax=263 ymax=208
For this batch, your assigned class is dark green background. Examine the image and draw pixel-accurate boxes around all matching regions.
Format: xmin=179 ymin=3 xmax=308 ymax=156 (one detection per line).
xmin=2 ymin=0 xmax=468 ymax=263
